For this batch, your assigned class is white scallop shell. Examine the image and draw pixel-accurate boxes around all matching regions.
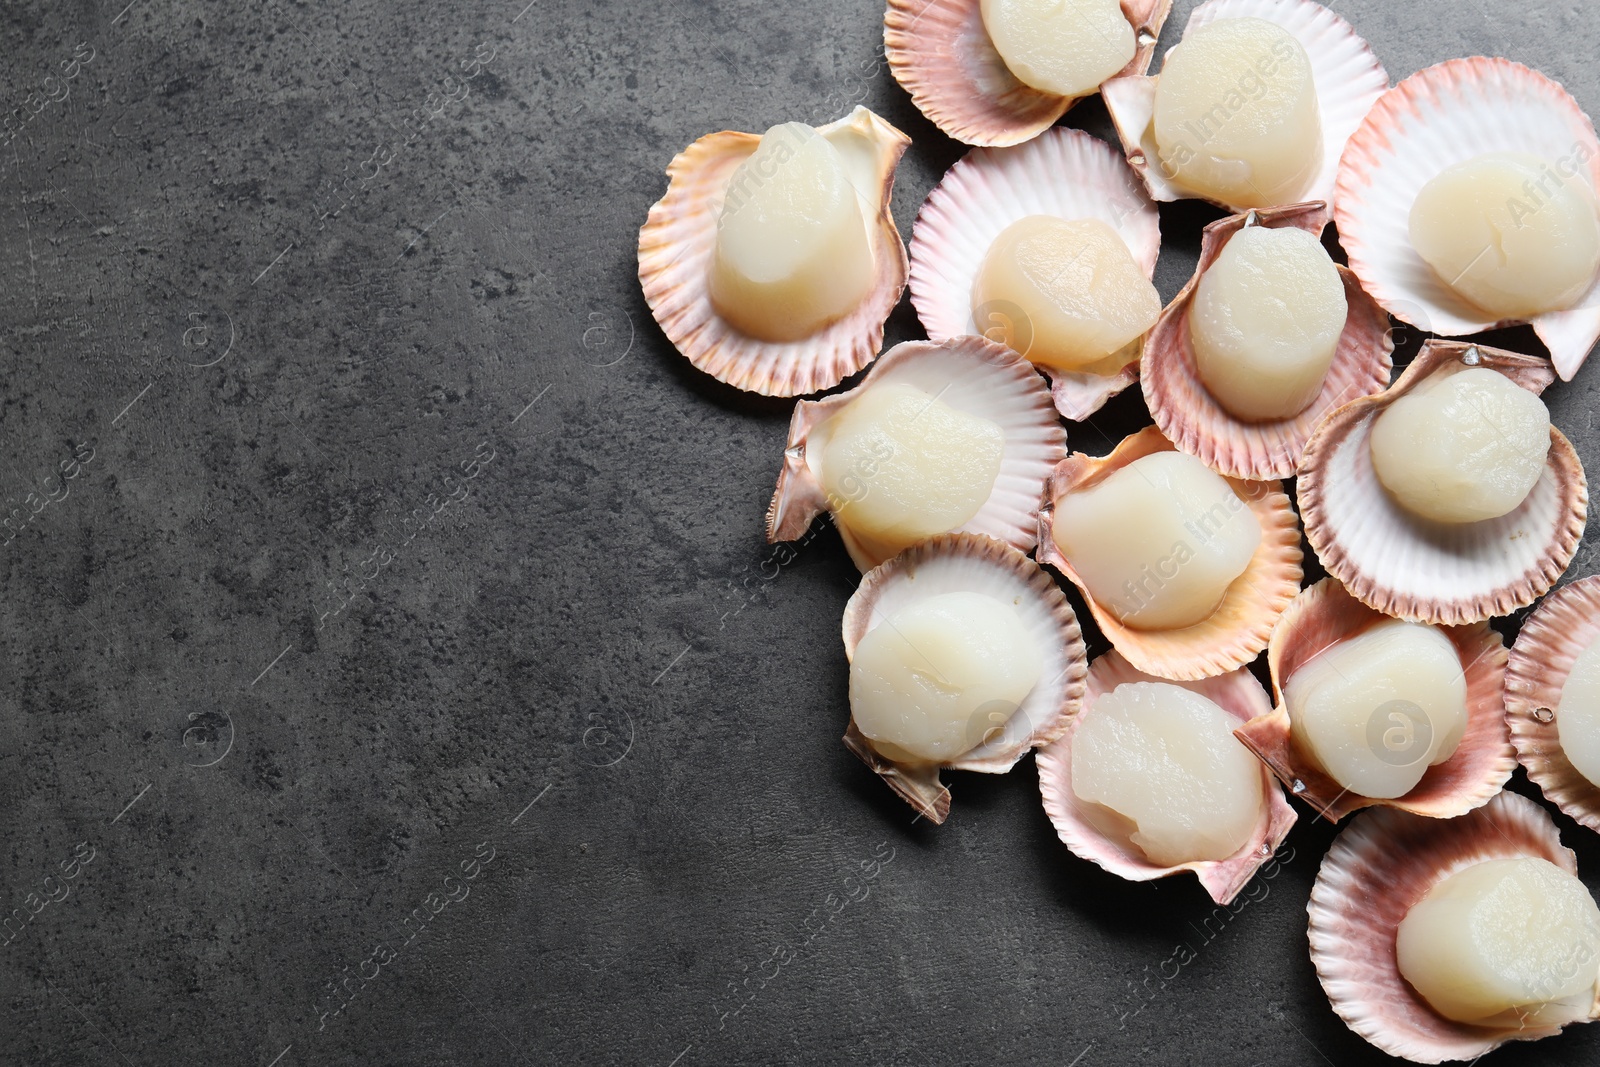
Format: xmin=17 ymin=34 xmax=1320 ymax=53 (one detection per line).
xmin=908 ymin=127 xmax=1161 ymax=420
xmin=1297 ymin=340 xmax=1587 ymax=626
xmin=1335 ymin=57 xmax=1600 ymax=380
xmin=767 ymin=336 xmax=1066 ymax=572
xmin=1505 ymin=576 xmax=1600 ymax=834
xmin=1308 ymin=791 xmax=1594 ymax=1063
xmin=1102 ymin=0 xmax=1388 ymax=213
xmin=1036 ymin=650 xmax=1296 ymax=904
xmin=842 ymin=533 xmax=1089 ymax=823
xmin=638 ymin=107 xmax=911 ymax=396
xmin=883 ymin=0 xmax=1173 ymax=148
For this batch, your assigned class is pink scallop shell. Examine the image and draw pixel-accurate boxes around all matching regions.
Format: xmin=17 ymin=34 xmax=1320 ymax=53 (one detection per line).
xmin=1308 ymin=790 xmax=1596 ymax=1063
xmin=767 ymin=335 xmax=1066 ymax=572
xmin=1235 ymin=578 xmax=1514 ymax=825
xmin=1102 ymin=0 xmax=1388 ymax=212
xmin=637 ymin=107 xmax=910 ymax=397
xmin=1336 ymin=57 xmax=1600 ymax=381
xmin=842 ymin=533 xmax=1089 ymax=824
xmin=908 ymin=127 xmax=1161 ymax=421
xmin=1035 ymin=425 xmax=1303 ymax=681
xmin=1297 ymin=340 xmax=1588 ymax=626
xmin=884 ymin=0 xmax=1173 ymax=148
xmin=1141 ymin=201 xmax=1393 ymax=479
xmin=1036 ymin=650 xmax=1296 ymax=903
xmin=1506 ymin=575 xmax=1600 ymax=834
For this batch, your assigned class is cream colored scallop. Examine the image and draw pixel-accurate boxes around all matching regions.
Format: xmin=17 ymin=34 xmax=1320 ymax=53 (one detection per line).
xmin=1050 ymin=451 xmax=1260 ymax=631
xmin=1189 ymin=225 xmax=1348 ymax=421
xmin=850 ymin=591 xmax=1043 ymax=763
xmin=818 ymin=381 xmax=1004 ymax=562
xmin=1071 ymin=681 xmax=1264 ymax=866
xmin=1396 ymin=857 xmax=1600 ymax=1027
xmin=1283 ymin=620 xmax=1467 ymax=800
xmin=1152 ymin=18 xmax=1322 ymax=208
xmin=978 ymin=0 xmax=1136 ymax=99
xmin=1409 ymin=152 xmax=1600 ymax=321
xmin=970 ymin=215 xmax=1161 ymax=373
xmin=1368 ymin=367 xmax=1551 ymax=525
xmin=1558 ymin=636 xmax=1600 ymax=788
xmin=709 ymin=122 xmax=875 ymax=341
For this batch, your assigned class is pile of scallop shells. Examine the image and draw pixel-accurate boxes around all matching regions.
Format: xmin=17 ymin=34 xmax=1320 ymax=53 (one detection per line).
xmin=638 ymin=0 xmax=1600 ymax=1060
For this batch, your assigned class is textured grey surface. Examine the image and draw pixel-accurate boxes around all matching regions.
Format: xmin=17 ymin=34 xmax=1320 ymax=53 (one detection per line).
xmin=4 ymin=0 xmax=1600 ymax=1065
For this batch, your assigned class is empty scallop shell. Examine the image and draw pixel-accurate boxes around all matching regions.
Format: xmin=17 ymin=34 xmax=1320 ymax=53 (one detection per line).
xmin=1506 ymin=575 xmax=1600 ymax=834
xmin=1235 ymin=578 xmax=1515 ymax=825
xmin=884 ymin=0 xmax=1173 ymax=148
xmin=1102 ymin=0 xmax=1388 ymax=212
xmin=1141 ymin=202 xmax=1394 ymax=479
xmin=1297 ymin=339 xmax=1587 ymax=626
xmin=637 ymin=107 xmax=910 ymax=397
xmin=908 ymin=127 xmax=1161 ymax=420
xmin=1036 ymin=425 xmax=1303 ymax=680
xmin=1336 ymin=57 xmax=1600 ymax=380
xmin=1309 ymin=790 xmax=1595 ymax=1063
xmin=1036 ymin=650 xmax=1296 ymax=903
xmin=767 ymin=335 xmax=1065 ymax=572
xmin=841 ymin=533 xmax=1089 ymax=824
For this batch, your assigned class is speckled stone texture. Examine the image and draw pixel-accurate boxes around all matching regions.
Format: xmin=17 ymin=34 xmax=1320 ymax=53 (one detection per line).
xmin=3 ymin=1 xmax=1600 ymax=1065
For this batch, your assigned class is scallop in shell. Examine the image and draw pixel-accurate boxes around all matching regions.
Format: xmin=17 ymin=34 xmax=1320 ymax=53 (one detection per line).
xmin=1101 ymin=0 xmax=1387 ymax=213
xmin=1036 ymin=425 xmax=1302 ymax=681
xmin=1336 ymin=57 xmax=1600 ymax=380
xmin=637 ymin=107 xmax=910 ymax=397
xmin=841 ymin=533 xmax=1089 ymax=824
xmin=1234 ymin=578 xmax=1514 ymax=825
xmin=909 ymin=127 xmax=1161 ymax=420
xmin=767 ymin=335 xmax=1065 ymax=572
xmin=1506 ymin=575 xmax=1600 ymax=835
xmin=1036 ymin=650 xmax=1295 ymax=903
xmin=1141 ymin=202 xmax=1393 ymax=480
xmin=1309 ymin=791 xmax=1599 ymax=1063
xmin=1297 ymin=340 xmax=1587 ymax=627
xmin=884 ymin=0 xmax=1173 ymax=148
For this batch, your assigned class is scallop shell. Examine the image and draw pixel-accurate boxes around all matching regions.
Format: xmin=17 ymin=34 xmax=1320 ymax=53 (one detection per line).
xmin=841 ymin=533 xmax=1089 ymax=824
xmin=1308 ymin=790 xmax=1595 ymax=1063
xmin=1035 ymin=425 xmax=1303 ymax=680
xmin=637 ymin=107 xmax=911 ymax=397
xmin=1506 ymin=575 xmax=1600 ymax=834
xmin=1297 ymin=339 xmax=1588 ymax=626
xmin=1141 ymin=202 xmax=1393 ymax=479
xmin=1234 ymin=578 xmax=1514 ymax=825
xmin=908 ymin=127 xmax=1161 ymax=420
xmin=767 ymin=335 xmax=1065 ymax=572
xmin=1035 ymin=650 xmax=1296 ymax=903
xmin=1102 ymin=0 xmax=1388 ymax=212
xmin=1336 ymin=57 xmax=1600 ymax=380
xmin=884 ymin=0 xmax=1173 ymax=148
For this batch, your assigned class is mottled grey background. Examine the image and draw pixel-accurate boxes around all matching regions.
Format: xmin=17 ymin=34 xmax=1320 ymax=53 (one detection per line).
xmin=2 ymin=0 xmax=1599 ymax=1064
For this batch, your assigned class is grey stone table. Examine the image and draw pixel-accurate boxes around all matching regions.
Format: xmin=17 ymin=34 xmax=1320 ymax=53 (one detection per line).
xmin=3 ymin=0 xmax=1599 ymax=1064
